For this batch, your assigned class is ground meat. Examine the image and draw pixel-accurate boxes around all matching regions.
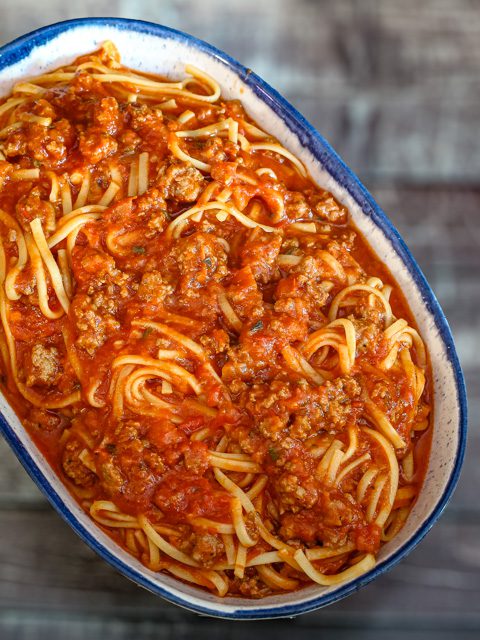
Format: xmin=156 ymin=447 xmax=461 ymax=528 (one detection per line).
xmin=79 ymin=127 xmax=118 ymax=164
xmin=137 ymin=270 xmax=173 ymax=304
xmin=71 ymin=246 xmax=129 ymax=294
xmin=62 ymin=438 xmax=96 ymax=487
xmin=0 ymin=160 xmax=12 ymax=189
xmin=24 ymin=406 xmax=63 ymax=432
xmin=279 ymin=490 xmax=364 ymax=546
xmin=98 ymin=458 xmax=125 ymax=495
xmin=325 ymin=240 xmax=364 ymax=283
xmin=235 ymin=574 xmax=271 ymax=599
xmin=118 ymin=129 xmax=142 ymax=155
xmin=71 ymin=292 xmax=121 ymax=355
xmin=183 ymin=441 xmax=209 ymax=475
xmin=157 ymin=161 xmax=205 ymax=202
xmin=290 ymin=376 xmax=362 ymax=439
xmin=133 ymin=188 xmax=169 ymax=235
xmin=285 ymin=191 xmax=312 ymax=221
xmin=308 ymin=191 xmax=348 ymax=224
xmin=69 ymin=247 xmax=130 ymax=354
xmin=225 ymin=267 xmax=263 ymax=321
xmin=199 ymin=328 xmax=230 ymax=356
xmin=19 ymin=98 xmax=57 ymax=121
xmin=240 ymin=229 xmax=282 ymax=283
xmin=354 ymin=317 xmax=383 ymax=358
xmin=241 ymin=374 xmax=361 ymax=443
xmin=24 ymin=344 xmax=62 ymax=387
xmin=210 ymin=161 xmax=238 ymax=186
xmin=93 ymin=96 xmax=121 ymax=135
xmin=4 ymin=118 xmax=76 ymax=168
xmin=15 ymin=186 xmax=56 ymax=230
xmin=275 ymin=468 xmax=319 ymax=512
xmin=127 ymin=103 xmax=162 ymax=132
xmin=173 ymin=231 xmax=228 ymax=291
xmin=153 ymin=472 xmax=232 ymax=521
xmin=190 ymin=533 xmax=224 ymax=567
xmin=275 ymin=255 xmax=332 ymax=318
xmin=199 ymin=136 xmax=226 ymax=164
xmin=96 ymin=422 xmax=160 ymax=511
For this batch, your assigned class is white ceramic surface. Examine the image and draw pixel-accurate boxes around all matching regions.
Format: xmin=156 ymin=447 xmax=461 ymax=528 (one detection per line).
xmin=0 ymin=19 xmax=467 ymax=619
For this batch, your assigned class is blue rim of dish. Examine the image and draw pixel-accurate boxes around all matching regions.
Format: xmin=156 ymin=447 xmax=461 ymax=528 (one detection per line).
xmin=0 ymin=17 xmax=467 ymax=620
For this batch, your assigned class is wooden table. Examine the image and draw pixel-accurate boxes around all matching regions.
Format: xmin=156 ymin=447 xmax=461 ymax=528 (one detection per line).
xmin=1 ymin=1 xmax=478 ymax=637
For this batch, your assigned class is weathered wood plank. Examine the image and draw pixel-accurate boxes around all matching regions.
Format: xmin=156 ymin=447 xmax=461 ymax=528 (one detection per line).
xmin=0 ymin=509 xmax=479 ymax=619
xmin=1 ymin=612 xmax=479 ymax=640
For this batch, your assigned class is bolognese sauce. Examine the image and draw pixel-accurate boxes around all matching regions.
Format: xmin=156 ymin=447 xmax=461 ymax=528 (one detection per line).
xmin=0 ymin=43 xmax=431 ymax=597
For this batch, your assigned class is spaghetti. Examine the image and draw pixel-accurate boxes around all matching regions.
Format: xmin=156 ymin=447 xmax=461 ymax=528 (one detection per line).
xmin=0 ymin=43 xmax=431 ymax=598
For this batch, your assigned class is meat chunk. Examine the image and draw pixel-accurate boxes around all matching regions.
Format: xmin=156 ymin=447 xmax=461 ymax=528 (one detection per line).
xmin=199 ymin=328 xmax=230 ymax=356
xmin=275 ymin=254 xmax=332 ymax=320
xmin=137 ymin=270 xmax=173 ymax=304
xmin=173 ymin=231 xmax=228 ymax=292
xmin=71 ymin=246 xmax=130 ymax=295
xmin=158 ymin=161 xmax=205 ymax=202
xmin=4 ymin=119 xmax=76 ymax=168
xmin=289 ymin=376 xmax=361 ymax=439
xmin=225 ymin=267 xmax=263 ymax=321
xmin=79 ymin=127 xmax=118 ymax=164
xmin=240 ymin=229 xmax=282 ymax=283
xmin=71 ymin=291 xmax=121 ymax=355
xmin=285 ymin=191 xmax=312 ymax=221
xmin=279 ymin=490 xmax=364 ymax=546
xmin=96 ymin=421 xmax=161 ymax=511
xmin=241 ymin=375 xmax=361 ymax=442
xmin=309 ymin=191 xmax=347 ymax=224
xmin=93 ymin=96 xmax=121 ymax=135
xmin=25 ymin=344 xmax=62 ymax=387
xmin=62 ymin=438 xmax=96 ymax=487
xmin=275 ymin=470 xmax=319 ymax=512
xmin=24 ymin=406 xmax=62 ymax=432
xmin=15 ymin=186 xmax=56 ymax=230
xmin=191 ymin=533 xmax=224 ymax=567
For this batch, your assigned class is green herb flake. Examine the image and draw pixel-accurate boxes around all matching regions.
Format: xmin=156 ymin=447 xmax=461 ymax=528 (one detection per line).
xmin=132 ymin=245 xmax=146 ymax=255
xmin=105 ymin=443 xmax=116 ymax=454
xmin=203 ymin=256 xmax=213 ymax=268
xmin=142 ymin=327 xmax=153 ymax=339
xmin=268 ymin=447 xmax=279 ymax=462
xmin=250 ymin=320 xmax=264 ymax=334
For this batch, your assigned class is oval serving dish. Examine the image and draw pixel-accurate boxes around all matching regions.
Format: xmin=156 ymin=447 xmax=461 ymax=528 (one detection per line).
xmin=0 ymin=18 xmax=467 ymax=619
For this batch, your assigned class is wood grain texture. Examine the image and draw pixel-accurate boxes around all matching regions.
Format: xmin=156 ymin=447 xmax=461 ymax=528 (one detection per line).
xmin=0 ymin=1 xmax=477 ymax=638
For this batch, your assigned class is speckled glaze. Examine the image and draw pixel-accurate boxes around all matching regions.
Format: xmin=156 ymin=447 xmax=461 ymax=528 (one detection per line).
xmin=0 ymin=18 xmax=467 ymax=619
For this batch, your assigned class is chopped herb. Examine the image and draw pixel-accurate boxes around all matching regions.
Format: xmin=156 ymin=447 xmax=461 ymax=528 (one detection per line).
xmin=142 ymin=327 xmax=153 ymax=339
xmin=132 ymin=245 xmax=146 ymax=255
xmin=32 ymin=159 xmax=42 ymax=168
xmin=203 ymin=256 xmax=213 ymax=268
xmin=268 ymin=447 xmax=279 ymax=462
xmin=105 ymin=443 xmax=116 ymax=454
xmin=250 ymin=320 xmax=264 ymax=334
